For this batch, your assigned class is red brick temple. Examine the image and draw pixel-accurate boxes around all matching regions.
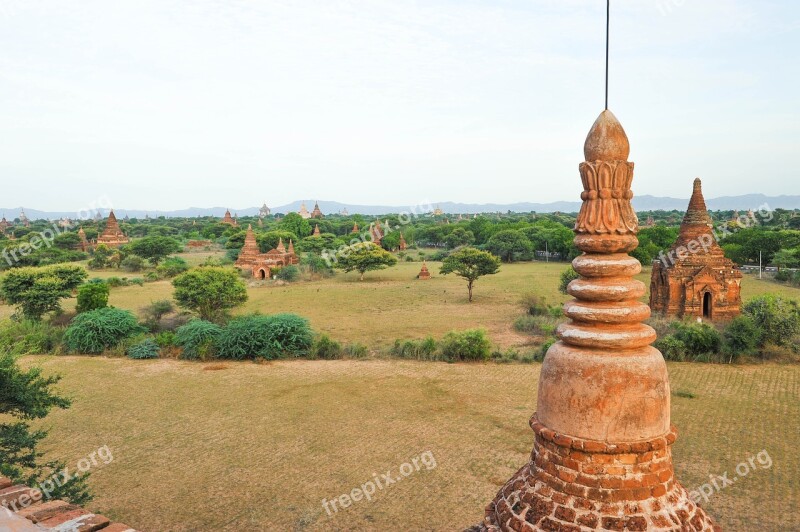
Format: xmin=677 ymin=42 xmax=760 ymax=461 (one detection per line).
xmin=649 ymin=179 xmax=742 ymax=321
xmin=96 ymin=210 xmax=129 ymax=248
xmin=475 ymin=111 xmax=720 ymax=531
xmin=235 ymin=225 xmax=298 ymax=279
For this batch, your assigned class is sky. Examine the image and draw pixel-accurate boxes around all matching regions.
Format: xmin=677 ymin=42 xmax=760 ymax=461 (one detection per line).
xmin=1 ymin=0 xmax=798 ymax=212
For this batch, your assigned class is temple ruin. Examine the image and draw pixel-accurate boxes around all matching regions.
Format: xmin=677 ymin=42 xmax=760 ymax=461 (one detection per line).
xmin=235 ymin=224 xmax=298 ymax=279
xmin=221 ymin=209 xmax=237 ymax=226
xmin=650 ymin=179 xmax=742 ymax=321
xmin=96 ymin=210 xmax=129 ymax=248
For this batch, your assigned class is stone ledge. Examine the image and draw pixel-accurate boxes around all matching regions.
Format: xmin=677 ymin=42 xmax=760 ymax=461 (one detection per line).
xmin=0 ymin=477 xmax=139 ymax=532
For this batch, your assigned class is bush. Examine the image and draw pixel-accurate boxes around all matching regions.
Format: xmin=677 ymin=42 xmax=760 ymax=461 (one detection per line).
xmin=156 ymin=257 xmax=189 ymax=278
xmin=154 ymin=331 xmax=176 ymax=348
xmin=0 ymin=320 xmax=65 ymax=356
xmin=390 ymin=337 xmax=438 ymax=360
xmin=129 ymin=277 xmax=145 ymax=286
xmin=723 ymin=315 xmax=762 ymax=359
xmin=127 ymin=338 xmax=160 ymax=359
xmin=520 ymin=293 xmax=550 ymax=316
xmin=344 ymin=343 xmax=369 ymax=358
xmin=275 ymin=265 xmax=300 ymax=282
xmin=106 ymin=277 xmax=126 ymax=287
xmin=175 ymin=320 xmax=222 ymax=360
xmin=63 ymin=308 xmax=145 ymax=354
xmin=743 ymin=295 xmax=800 ymax=347
xmin=439 ymin=329 xmax=491 ymax=362
xmin=513 ymin=315 xmax=558 ymax=336
xmin=215 ymin=313 xmax=313 ymax=360
xmin=76 ymin=281 xmax=109 ymax=313
xmin=141 ymin=300 xmax=175 ymax=331
xmin=145 ymin=271 xmax=160 ymax=282
xmin=121 ymin=255 xmax=146 ymax=272
xmin=538 ymin=338 xmax=556 ymax=360
xmin=311 ymin=334 xmax=342 ymax=360
xmin=672 ymin=322 xmax=722 ymax=356
xmin=558 ymin=266 xmax=580 ymax=295
xmin=654 ymin=335 xmax=688 ymax=361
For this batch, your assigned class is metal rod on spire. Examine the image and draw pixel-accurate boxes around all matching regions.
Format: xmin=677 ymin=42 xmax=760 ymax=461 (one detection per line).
xmin=605 ymin=0 xmax=610 ymax=110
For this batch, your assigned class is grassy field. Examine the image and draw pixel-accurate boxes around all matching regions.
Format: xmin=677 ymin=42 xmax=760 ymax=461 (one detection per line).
xmin=25 ymin=357 xmax=799 ymax=531
xmin=3 ymin=255 xmax=800 ymax=351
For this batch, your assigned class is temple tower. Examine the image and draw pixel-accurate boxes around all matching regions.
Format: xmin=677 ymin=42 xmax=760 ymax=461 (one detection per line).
xmin=417 ymin=261 xmax=431 ymax=280
xmin=235 ymin=224 xmax=261 ymax=268
xmin=96 ymin=210 xmax=129 ymax=248
xmin=477 ymin=111 xmax=719 ymax=531
xmin=650 ymin=179 xmax=741 ymax=320
xmin=313 ymin=224 xmax=321 ymax=237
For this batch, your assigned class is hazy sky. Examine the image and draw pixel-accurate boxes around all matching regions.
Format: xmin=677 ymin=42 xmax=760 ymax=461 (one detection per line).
xmin=1 ymin=0 xmax=798 ymax=211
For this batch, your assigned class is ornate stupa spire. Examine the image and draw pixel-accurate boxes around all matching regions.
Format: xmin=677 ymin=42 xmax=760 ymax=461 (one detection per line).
xmin=235 ymin=224 xmax=261 ymax=268
xmin=476 ymin=108 xmax=720 ymax=531
xmin=313 ymin=224 xmax=321 ymax=237
xmin=276 ymin=237 xmax=286 ymax=253
xmin=288 ymin=239 xmax=296 ymax=255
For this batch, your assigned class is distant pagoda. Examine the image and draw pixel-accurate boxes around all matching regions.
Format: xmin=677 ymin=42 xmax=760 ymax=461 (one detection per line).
xmin=310 ymin=201 xmax=324 ymax=219
xmin=96 ymin=210 xmax=129 ymax=248
xmin=221 ymin=209 xmax=237 ymax=226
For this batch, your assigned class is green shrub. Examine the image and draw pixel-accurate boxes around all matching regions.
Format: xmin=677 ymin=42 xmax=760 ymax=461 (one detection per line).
xmin=513 ymin=315 xmax=557 ymax=336
xmin=539 ymin=338 xmax=556 ymax=360
xmin=129 ymin=277 xmax=145 ymax=286
xmin=121 ymin=255 xmax=146 ymax=272
xmin=141 ymin=300 xmax=175 ymax=331
xmin=275 ymin=265 xmax=300 ymax=282
xmin=672 ymin=322 xmax=722 ymax=356
xmin=106 ymin=277 xmax=126 ymax=287
xmin=215 ymin=313 xmax=313 ymax=360
xmin=76 ymin=281 xmax=109 ymax=313
xmin=439 ymin=329 xmax=491 ymax=362
xmin=155 ymin=331 xmax=176 ymax=348
xmin=127 ymin=338 xmax=160 ymax=359
xmin=390 ymin=337 xmax=438 ymax=360
xmin=344 ymin=342 xmax=369 ymax=358
xmin=558 ymin=266 xmax=580 ymax=295
xmin=156 ymin=257 xmax=189 ymax=278
xmin=175 ymin=320 xmax=222 ymax=360
xmin=0 ymin=320 xmax=65 ymax=355
xmin=743 ymin=295 xmax=800 ymax=347
xmin=311 ymin=334 xmax=342 ymax=360
xmin=520 ymin=293 xmax=550 ymax=316
xmin=723 ymin=315 xmax=762 ymax=359
xmin=63 ymin=308 xmax=145 ymax=354
xmin=144 ymin=271 xmax=160 ymax=282
xmin=654 ymin=335 xmax=688 ymax=361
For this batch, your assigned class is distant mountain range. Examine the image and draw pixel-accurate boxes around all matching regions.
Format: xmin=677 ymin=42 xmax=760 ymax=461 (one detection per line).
xmin=2 ymin=194 xmax=798 ymax=220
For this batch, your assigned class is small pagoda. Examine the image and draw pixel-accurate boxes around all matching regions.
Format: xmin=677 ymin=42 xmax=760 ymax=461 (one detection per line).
xmin=96 ymin=210 xmax=129 ymax=248
xmin=650 ymin=179 xmax=742 ymax=321
xmin=417 ymin=261 xmax=431 ymax=280
xmin=310 ymin=201 xmax=324 ymax=219
xmin=235 ymin=225 xmax=299 ymax=279
xmin=312 ymin=224 xmax=321 ymax=237
xmin=351 ymin=222 xmax=359 ymax=234
xmin=77 ymin=227 xmax=91 ymax=252
xmin=298 ymin=203 xmax=311 ymax=219
xmin=399 ymin=233 xmax=407 ymax=251
xmin=221 ymin=209 xmax=237 ymax=226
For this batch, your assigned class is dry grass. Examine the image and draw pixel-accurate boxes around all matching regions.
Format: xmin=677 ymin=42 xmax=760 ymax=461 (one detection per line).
xmin=24 ymin=357 xmax=799 ymax=531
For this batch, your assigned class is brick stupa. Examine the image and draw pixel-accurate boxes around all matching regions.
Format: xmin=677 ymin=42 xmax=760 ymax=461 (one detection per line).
xmin=221 ymin=209 xmax=237 ymax=226
xmin=418 ymin=261 xmax=431 ymax=280
xmin=311 ymin=201 xmax=324 ymax=219
xmin=650 ymin=179 xmax=742 ymax=321
xmin=96 ymin=210 xmax=129 ymax=248
xmin=313 ymin=224 xmax=321 ymax=237
xmin=476 ymin=111 xmax=720 ymax=531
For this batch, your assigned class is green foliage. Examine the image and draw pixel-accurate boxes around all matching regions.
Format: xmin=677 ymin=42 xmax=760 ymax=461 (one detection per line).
xmin=723 ymin=315 xmax=762 ymax=358
xmin=63 ymin=307 xmax=145 ymax=354
xmin=256 ymin=231 xmax=298 ymax=253
xmin=0 ymin=352 xmax=92 ymax=505
xmin=743 ymin=295 xmax=800 ymax=347
xmin=335 ymin=242 xmax=398 ymax=280
xmin=558 ymin=266 xmax=580 ymax=295
xmin=278 ymin=212 xmax=311 ymax=239
xmin=141 ymin=300 xmax=175 ymax=331
xmin=0 ymin=320 xmax=65 ymax=356
xmin=444 ymin=227 xmax=475 ymax=249
xmin=88 ymin=244 xmax=115 ymax=269
xmin=439 ymin=329 xmax=491 ymax=362
xmin=175 ymin=320 xmax=222 ymax=360
xmin=310 ymin=334 xmax=342 ymax=360
xmin=156 ymin=256 xmax=189 ymax=278
xmin=76 ymin=281 xmax=109 ymax=313
xmin=120 ymin=254 xmax=146 ymax=272
xmin=154 ymin=331 xmax=176 ymax=348
xmin=655 ymin=321 xmax=723 ymax=362
xmin=300 ymin=253 xmax=334 ymax=277
xmin=485 ymin=230 xmax=533 ymax=262
xmin=275 ymin=265 xmax=300 ymax=282
xmin=440 ymin=247 xmax=501 ymax=302
xmin=172 ymin=267 xmax=248 ymax=321
xmin=513 ymin=315 xmax=558 ymax=336
xmin=343 ymin=342 xmax=369 ymax=358
xmin=127 ymin=338 xmax=160 ymax=359
xmin=124 ymin=236 xmax=182 ymax=265
xmin=390 ymin=336 xmax=438 ymax=360
xmin=654 ymin=335 xmax=689 ymax=362
xmin=0 ymin=264 xmax=88 ymax=320
xmin=216 ymin=313 xmax=313 ymax=360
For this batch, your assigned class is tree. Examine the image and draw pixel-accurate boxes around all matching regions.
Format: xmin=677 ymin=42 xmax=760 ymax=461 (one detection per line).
xmin=335 ymin=242 xmax=398 ymax=280
xmin=444 ymin=227 xmax=475 ymax=249
xmin=256 ymin=231 xmax=298 ymax=253
xmin=558 ymin=266 xmax=580 ymax=294
xmin=771 ymin=249 xmax=800 ymax=271
xmin=0 ymin=352 xmax=92 ymax=504
xmin=172 ymin=267 xmax=248 ymax=321
xmin=125 ymin=236 xmax=182 ymax=265
xmin=0 ymin=265 xmax=87 ymax=320
xmin=440 ymin=247 xmax=501 ymax=302
xmin=486 ymin=230 xmax=533 ymax=262
xmin=76 ymin=280 xmax=109 ymax=313
xmin=279 ymin=212 xmax=311 ymax=239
